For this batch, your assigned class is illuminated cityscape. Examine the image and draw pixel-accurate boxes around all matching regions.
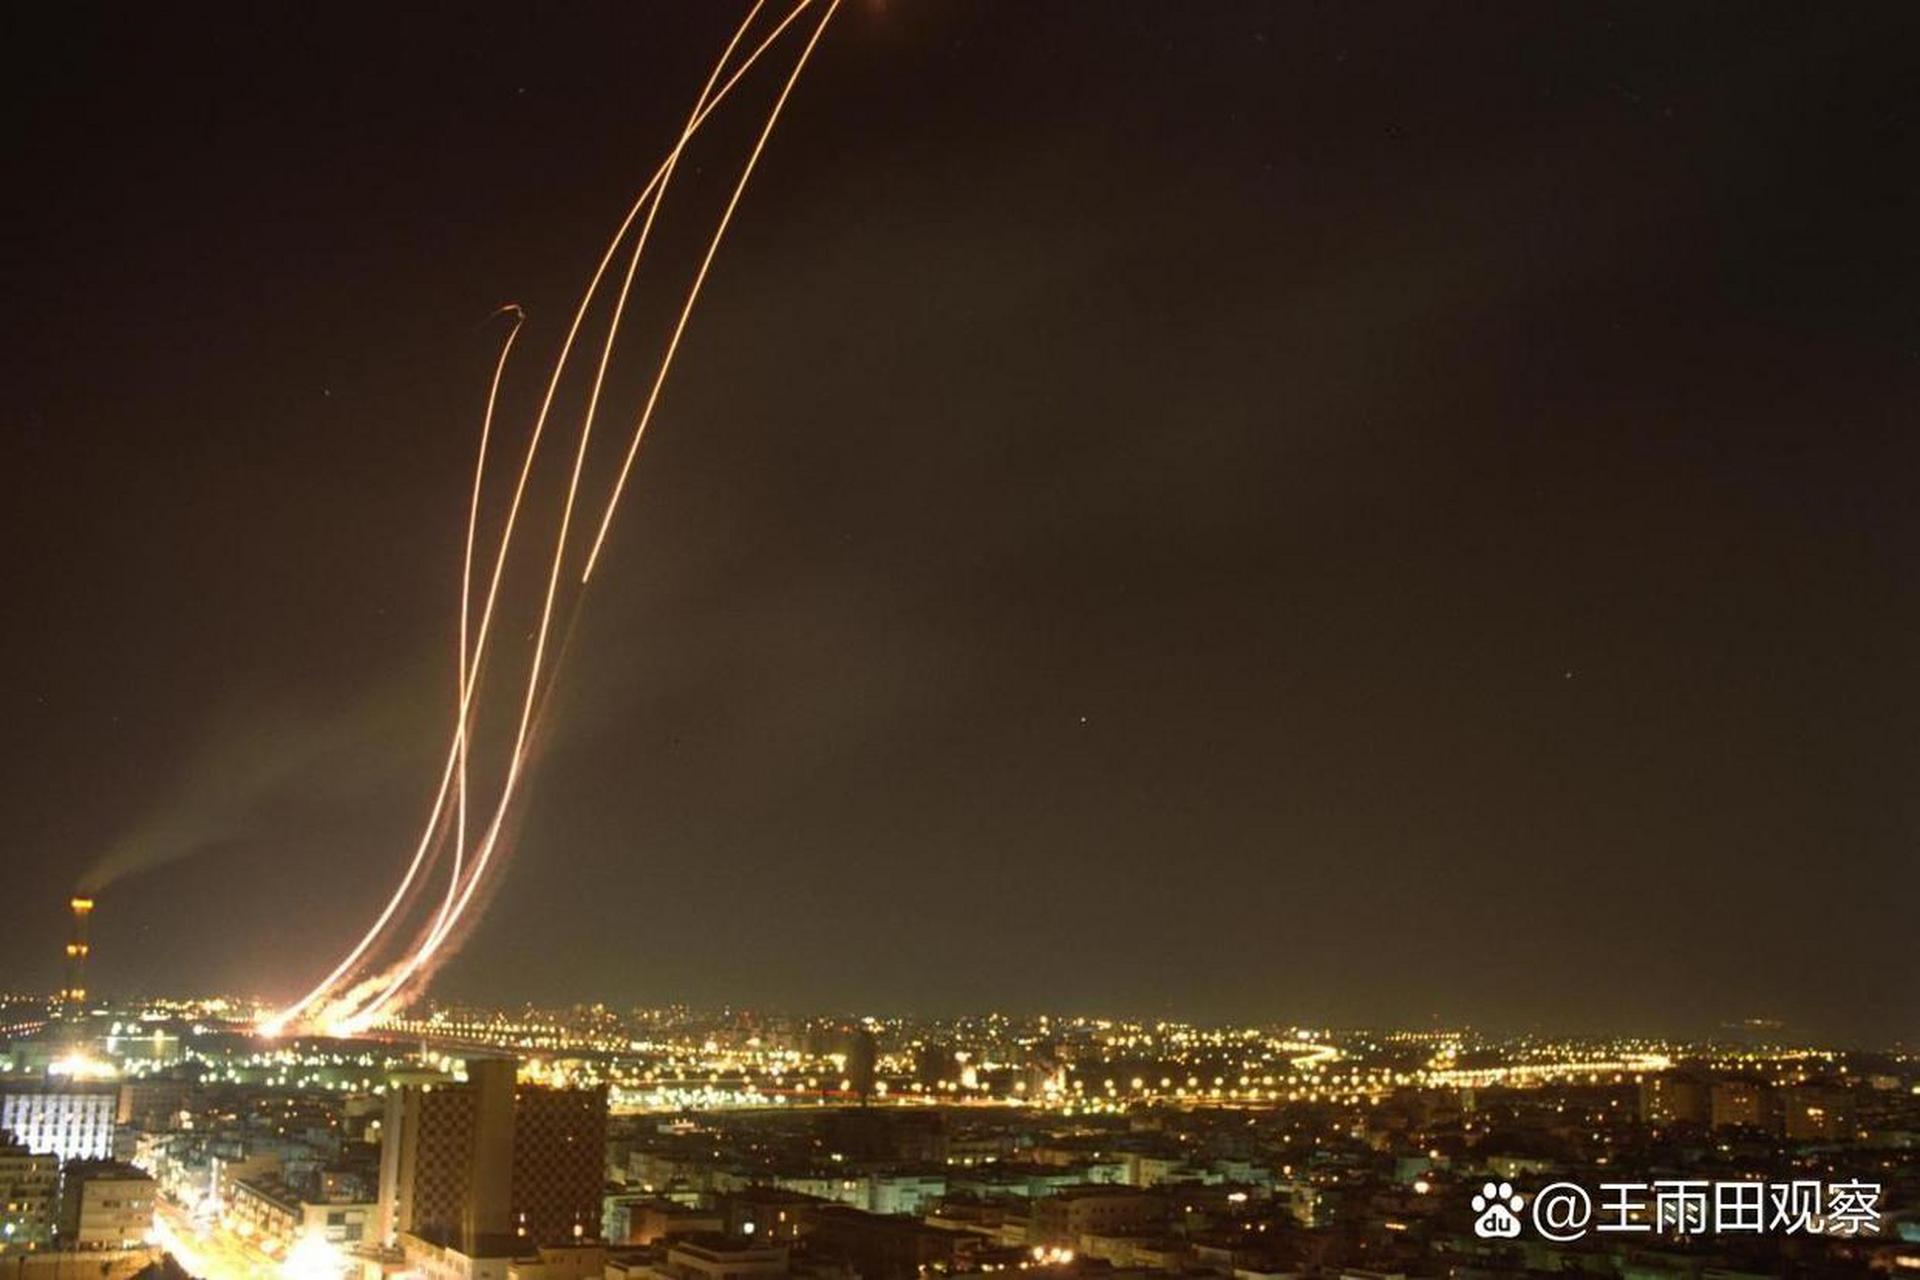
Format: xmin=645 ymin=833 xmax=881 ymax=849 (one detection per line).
xmin=0 ymin=987 xmax=1916 ymax=1277
xmin=6 ymin=1 xmax=1919 ymax=1278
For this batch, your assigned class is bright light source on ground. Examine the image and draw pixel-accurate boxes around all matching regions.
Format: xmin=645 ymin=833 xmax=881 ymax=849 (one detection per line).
xmin=282 ymin=1230 xmax=343 ymax=1279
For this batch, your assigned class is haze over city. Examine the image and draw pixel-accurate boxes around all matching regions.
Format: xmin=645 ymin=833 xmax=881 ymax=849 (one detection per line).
xmin=5 ymin=6 xmax=1920 ymax=1280
xmin=6 ymin=3 xmax=1918 ymax=1037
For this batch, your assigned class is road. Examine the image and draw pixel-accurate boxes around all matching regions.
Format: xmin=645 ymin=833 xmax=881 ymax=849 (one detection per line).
xmin=152 ymin=1197 xmax=281 ymax=1279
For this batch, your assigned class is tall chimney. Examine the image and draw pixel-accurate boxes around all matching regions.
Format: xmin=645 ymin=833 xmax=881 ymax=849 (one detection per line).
xmin=64 ymin=897 xmax=93 ymax=1009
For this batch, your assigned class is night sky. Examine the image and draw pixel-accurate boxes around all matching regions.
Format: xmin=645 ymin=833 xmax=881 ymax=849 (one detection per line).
xmin=4 ymin=3 xmax=1917 ymax=1042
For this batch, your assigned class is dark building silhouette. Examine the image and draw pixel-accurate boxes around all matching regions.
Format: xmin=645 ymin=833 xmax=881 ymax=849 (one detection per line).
xmin=378 ymin=1057 xmax=606 ymax=1254
xmin=847 ymin=1027 xmax=878 ymax=1104
xmin=512 ymin=1079 xmax=607 ymax=1246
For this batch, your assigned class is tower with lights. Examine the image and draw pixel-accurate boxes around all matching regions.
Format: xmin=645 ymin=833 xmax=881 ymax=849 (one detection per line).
xmin=61 ymin=897 xmax=93 ymax=1011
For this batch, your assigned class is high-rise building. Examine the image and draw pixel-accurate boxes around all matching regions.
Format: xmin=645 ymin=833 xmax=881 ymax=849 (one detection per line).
xmin=378 ymin=1058 xmax=606 ymax=1256
xmin=511 ymin=1081 xmax=606 ymax=1247
xmin=378 ymin=1058 xmax=515 ymax=1254
xmin=0 ymin=1084 xmax=117 ymax=1163
xmin=846 ymin=1028 xmax=877 ymax=1104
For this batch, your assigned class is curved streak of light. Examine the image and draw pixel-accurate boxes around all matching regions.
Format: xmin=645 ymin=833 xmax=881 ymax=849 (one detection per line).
xmin=259 ymin=312 xmax=521 ymax=1038
xmin=580 ymin=0 xmax=843 ymax=585
xmin=266 ymin=1 xmax=809 ymax=1035
xmin=348 ymin=0 xmax=843 ymax=1029
xmin=346 ymin=0 xmax=775 ymax=1020
xmin=336 ymin=0 xmax=808 ymax=1027
xmin=448 ymin=306 xmax=526 ymax=955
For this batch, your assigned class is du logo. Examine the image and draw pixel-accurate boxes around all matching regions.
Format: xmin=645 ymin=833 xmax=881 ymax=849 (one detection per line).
xmin=1472 ymin=1181 xmax=1527 ymax=1239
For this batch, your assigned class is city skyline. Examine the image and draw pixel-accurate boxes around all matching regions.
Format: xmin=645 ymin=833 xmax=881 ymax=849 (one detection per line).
xmin=10 ymin=993 xmax=1908 ymax=1277
xmin=4 ymin=2 xmax=1919 ymax=1042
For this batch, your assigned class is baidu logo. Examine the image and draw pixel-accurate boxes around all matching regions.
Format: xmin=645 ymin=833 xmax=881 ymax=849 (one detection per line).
xmin=1465 ymin=1178 xmax=1882 ymax=1243
xmin=1472 ymin=1181 xmax=1527 ymax=1238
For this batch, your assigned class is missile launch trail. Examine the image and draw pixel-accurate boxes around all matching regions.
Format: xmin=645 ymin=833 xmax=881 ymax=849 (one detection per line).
xmin=449 ymin=306 xmax=526 ymax=961
xmin=268 ymin=0 xmax=843 ymax=1036
xmin=336 ymin=0 xmax=780 ymax=1029
xmin=268 ymin=0 xmax=813 ymax=1036
xmin=262 ymin=309 xmax=524 ymax=1040
xmin=346 ymin=0 xmax=845 ymax=1034
xmin=581 ymin=0 xmax=843 ymax=586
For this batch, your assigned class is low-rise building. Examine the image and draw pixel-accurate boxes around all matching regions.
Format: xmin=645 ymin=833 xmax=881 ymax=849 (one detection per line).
xmin=808 ymin=1206 xmax=970 ymax=1280
xmin=652 ymin=1234 xmax=789 ymax=1280
xmin=1030 ymin=1187 xmax=1166 ymax=1247
xmin=0 ymin=1135 xmax=59 ymax=1251
xmin=1710 ymin=1080 xmax=1773 ymax=1130
xmin=227 ymin=1174 xmax=376 ymax=1258
xmin=1781 ymin=1084 xmax=1853 ymax=1141
xmin=865 ymin=1170 xmax=947 ymax=1217
xmin=56 ymin=1159 xmax=154 ymax=1251
xmin=605 ymin=1195 xmax=724 ymax=1245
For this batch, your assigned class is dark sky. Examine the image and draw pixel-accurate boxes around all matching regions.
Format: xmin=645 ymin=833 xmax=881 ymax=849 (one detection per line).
xmin=4 ymin=3 xmax=1917 ymax=1043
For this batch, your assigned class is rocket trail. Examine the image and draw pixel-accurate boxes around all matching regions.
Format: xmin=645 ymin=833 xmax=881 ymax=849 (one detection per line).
xmin=414 ymin=0 xmax=816 ymax=928
xmin=260 ymin=310 xmax=524 ymax=1039
xmin=337 ymin=0 xmax=770 ymax=1026
xmin=340 ymin=0 xmax=844 ymax=1033
xmin=321 ymin=0 xmax=833 ymax=1033
xmin=349 ymin=592 xmax=582 ymax=1020
xmin=448 ymin=306 xmax=526 ymax=956
xmin=580 ymin=0 xmax=844 ymax=585
xmin=266 ymin=2 xmax=812 ymax=1036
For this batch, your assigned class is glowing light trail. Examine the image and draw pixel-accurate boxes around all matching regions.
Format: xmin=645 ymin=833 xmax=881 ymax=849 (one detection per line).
xmin=581 ymin=0 xmax=843 ymax=584
xmin=266 ymin=1 xmax=806 ymax=1036
xmin=265 ymin=0 xmax=846 ymax=1037
xmin=336 ymin=0 xmax=784 ymax=1027
xmin=450 ymin=306 xmax=526 ymax=954
xmin=343 ymin=0 xmax=843 ymax=1032
xmin=261 ymin=308 xmax=529 ymax=1039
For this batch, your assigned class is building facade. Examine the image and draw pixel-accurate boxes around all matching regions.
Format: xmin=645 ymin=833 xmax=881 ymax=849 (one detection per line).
xmin=380 ymin=1059 xmax=607 ymax=1255
xmin=379 ymin=1059 xmax=516 ymax=1251
xmin=0 ymin=1085 xmax=117 ymax=1164
xmin=0 ymin=1136 xmax=59 ymax=1251
xmin=512 ymin=1082 xmax=607 ymax=1246
xmin=56 ymin=1160 xmax=154 ymax=1251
